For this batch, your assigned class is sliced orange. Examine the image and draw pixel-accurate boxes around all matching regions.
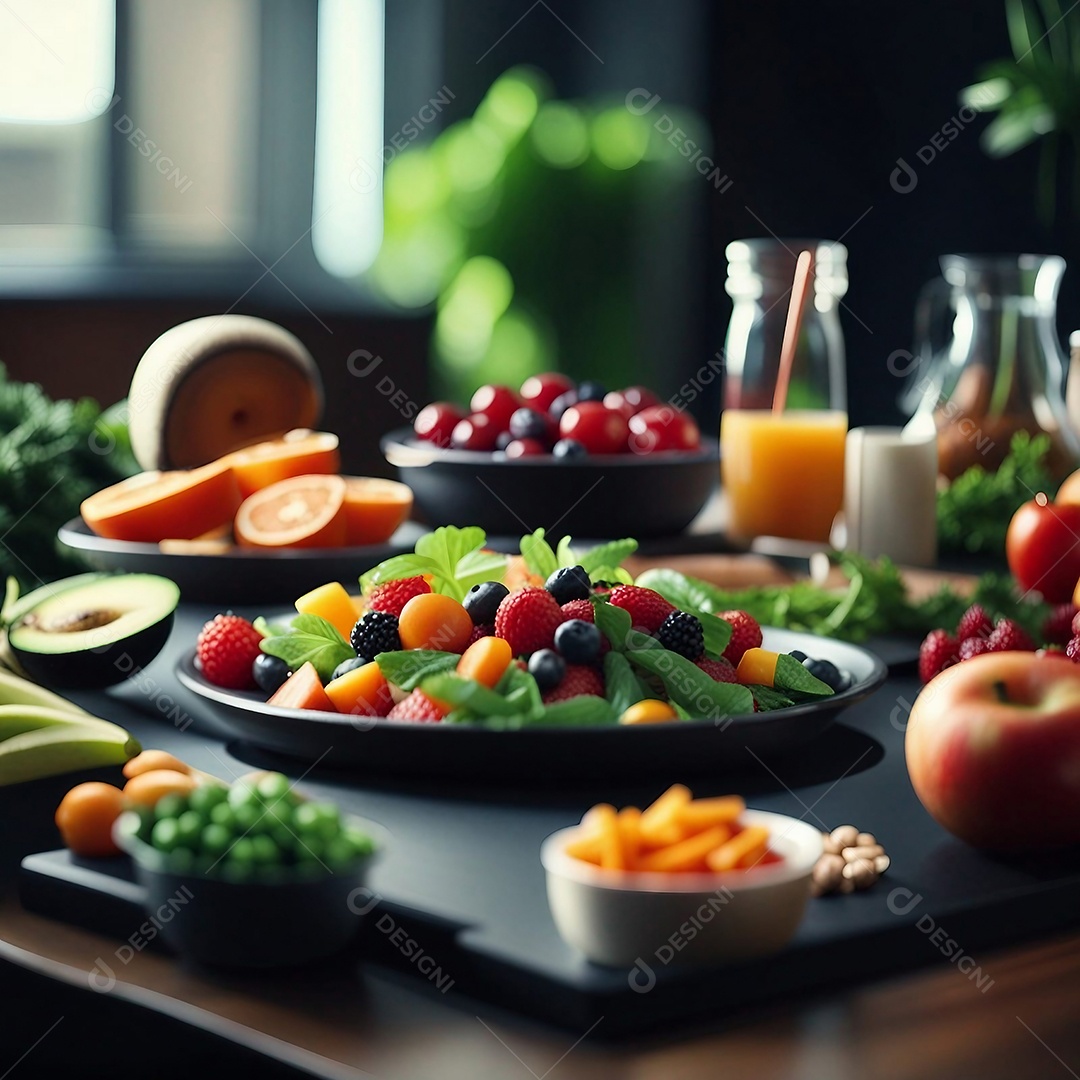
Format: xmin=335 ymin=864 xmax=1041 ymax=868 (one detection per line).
xmin=224 ymin=429 xmax=341 ymax=498
xmin=81 ymin=461 xmax=242 ymax=543
xmin=342 ymin=477 xmax=413 ymax=546
xmin=235 ymin=474 xmax=347 ymax=549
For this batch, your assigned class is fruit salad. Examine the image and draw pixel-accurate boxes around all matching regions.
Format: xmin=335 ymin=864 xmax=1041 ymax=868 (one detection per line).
xmin=194 ymin=526 xmax=850 ymax=727
xmin=413 ymin=376 xmax=702 ymax=458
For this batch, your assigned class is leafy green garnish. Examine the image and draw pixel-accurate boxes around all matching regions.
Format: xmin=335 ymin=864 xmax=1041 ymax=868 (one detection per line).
xmin=482 ymin=695 xmax=618 ymax=729
xmin=774 ymin=653 xmax=833 ymax=697
xmin=421 ymin=673 xmax=522 ymax=715
xmin=593 ymin=599 xmax=632 ymax=650
xmin=579 ymin=538 xmax=638 ymax=575
xmin=749 ymin=685 xmax=796 ymax=710
xmin=374 ymin=649 xmax=459 ymax=690
xmin=253 ymin=615 xmax=291 ymax=639
xmin=520 ymin=528 xmax=559 ymax=580
xmin=259 ymin=614 xmax=353 ymax=681
xmin=519 ymin=528 xmax=637 ymax=584
xmin=603 ymin=651 xmax=648 ymax=714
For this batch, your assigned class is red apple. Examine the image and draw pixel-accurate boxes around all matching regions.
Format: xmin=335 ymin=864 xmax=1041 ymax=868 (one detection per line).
xmin=905 ymin=651 xmax=1080 ymax=851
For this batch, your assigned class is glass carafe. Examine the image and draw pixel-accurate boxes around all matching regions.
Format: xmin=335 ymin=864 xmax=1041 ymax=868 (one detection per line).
xmin=906 ymin=254 xmax=1079 ymax=480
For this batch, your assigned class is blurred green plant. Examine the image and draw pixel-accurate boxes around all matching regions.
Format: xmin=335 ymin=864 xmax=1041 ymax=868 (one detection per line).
xmin=369 ymin=68 xmax=712 ymax=399
xmin=961 ymin=0 xmax=1080 ymax=222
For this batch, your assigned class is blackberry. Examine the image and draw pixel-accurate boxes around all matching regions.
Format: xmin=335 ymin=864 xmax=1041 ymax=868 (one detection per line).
xmin=350 ymin=611 xmax=400 ymax=657
xmin=545 ymin=565 xmax=591 ymax=605
xmin=656 ymin=611 xmax=704 ymax=659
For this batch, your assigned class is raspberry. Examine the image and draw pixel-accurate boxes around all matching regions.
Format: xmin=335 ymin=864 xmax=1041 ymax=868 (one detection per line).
xmin=987 ymin=618 xmax=1035 ymax=653
xmin=918 ymin=629 xmax=959 ymax=684
xmin=494 ymin=586 xmax=564 ymax=655
xmin=695 ymin=656 xmax=737 ymax=683
xmin=387 ymin=689 xmax=447 ymax=723
xmin=367 ymin=576 xmax=430 ymax=618
xmin=196 ymin=614 xmax=263 ymax=690
xmin=1043 ymin=603 xmax=1079 ymax=647
xmin=719 ymin=610 xmax=763 ymax=666
xmin=607 ymin=585 xmax=675 ymax=633
xmin=466 ymin=623 xmax=493 ymax=645
xmin=560 ymin=599 xmax=594 ymax=623
xmin=956 ymin=604 xmax=994 ymax=643
xmin=1067 ymin=637 xmax=1080 ymax=662
xmin=657 ymin=611 xmax=704 ymax=659
xmin=542 ymin=663 xmax=605 ymax=703
xmin=350 ymin=611 xmax=401 ymax=657
xmin=959 ymin=637 xmax=993 ymax=661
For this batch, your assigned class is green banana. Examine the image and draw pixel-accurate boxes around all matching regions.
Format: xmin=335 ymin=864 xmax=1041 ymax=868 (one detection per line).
xmin=0 ymin=669 xmax=87 ymax=717
xmin=0 ymin=723 xmax=140 ymax=786
xmin=0 ymin=705 xmax=129 ymax=743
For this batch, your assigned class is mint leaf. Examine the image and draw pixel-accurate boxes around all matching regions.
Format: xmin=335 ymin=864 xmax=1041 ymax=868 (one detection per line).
xmin=260 ymin=614 xmax=353 ymax=681
xmin=421 ymin=673 xmax=521 ymax=715
xmin=253 ymin=615 xmax=291 ymax=639
xmin=774 ymin=653 xmax=833 ymax=697
xmin=520 ymin=528 xmax=558 ymax=580
xmin=360 ymin=553 xmax=440 ymax=593
xmin=699 ymin=611 xmax=733 ymax=659
xmin=375 ymin=649 xmax=459 ymax=690
xmin=604 ymin=651 xmax=647 ymax=714
xmin=579 ymin=538 xmax=638 ymax=575
xmin=555 ymin=535 xmax=577 ymax=567
xmin=749 ymin=685 xmax=796 ymax=711
xmin=483 ymin=695 xmax=617 ymax=729
xmin=593 ymin=600 xmax=632 ymax=650
xmin=627 ymin=637 xmax=753 ymax=719
xmin=586 ymin=565 xmax=634 ymax=585
xmin=455 ymin=548 xmax=509 ymax=594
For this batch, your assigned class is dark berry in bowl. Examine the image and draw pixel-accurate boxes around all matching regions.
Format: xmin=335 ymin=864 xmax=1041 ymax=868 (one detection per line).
xmin=545 ymin=566 xmax=591 ymax=605
xmin=657 ymin=612 xmax=704 ymax=660
xmin=528 ymin=649 xmax=566 ymax=692
xmin=553 ymin=619 xmax=602 ymax=664
xmin=576 ymin=380 xmax=607 ymax=403
xmin=253 ymin=654 xmax=290 ymax=694
xmin=464 ymin=581 xmax=510 ymax=626
xmin=509 ymin=408 xmax=550 ymax=441
xmin=552 ymin=438 xmax=587 ymax=459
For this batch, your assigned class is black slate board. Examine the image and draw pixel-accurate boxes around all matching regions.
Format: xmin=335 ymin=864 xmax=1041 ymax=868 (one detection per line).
xmin=14 ymin=606 xmax=1080 ymax=1035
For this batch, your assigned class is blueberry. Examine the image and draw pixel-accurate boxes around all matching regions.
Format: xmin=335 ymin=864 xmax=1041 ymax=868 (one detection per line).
xmin=554 ymin=619 xmax=602 ymax=664
xmin=834 ymin=671 xmax=853 ymax=693
xmin=576 ymin=380 xmax=606 ymax=402
xmin=803 ymin=657 xmax=843 ymax=691
xmin=464 ymin=580 xmax=510 ymax=626
xmin=549 ymin=390 xmax=578 ymax=419
xmin=552 ymin=438 xmax=587 ymax=459
xmin=331 ymin=655 xmax=371 ymax=681
xmin=509 ymin=407 xmax=548 ymax=441
xmin=788 ymin=650 xmax=807 ymax=662
xmin=495 ymin=431 xmax=514 ymax=451
xmin=545 ymin=565 xmax=591 ymax=605
xmin=528 ymin=649 xmax=566 ymax=692
xmin=252 ymin=653 xmax=290 ymax=694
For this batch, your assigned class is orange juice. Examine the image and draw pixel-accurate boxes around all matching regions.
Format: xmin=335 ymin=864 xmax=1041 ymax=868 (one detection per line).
xmin=721 ymin=410 xmax=847 ymax=542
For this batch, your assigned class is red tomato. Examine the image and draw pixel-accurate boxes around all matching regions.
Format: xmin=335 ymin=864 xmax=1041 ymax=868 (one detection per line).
xmin=627 ymin=406 xmax=701 ymax=453
xmin=559 ymin=402 xmax=630 ymax=454
xmin=414 ymin=402 xmax=464 ymax=447
xmin=504 ymin=438 xmax=547 ymax=458
xmin=520 ymin=373 xmax=575 ymax=413
xmin=1006 ymin=495 xmax=1080 ymax=603
xmin=470 ymin=385 xmax=521 ymax=432
xmin=604 ymin=386 xmax=659 ymax=417
xmin=451 ymin=413 xmax=500 ymax=452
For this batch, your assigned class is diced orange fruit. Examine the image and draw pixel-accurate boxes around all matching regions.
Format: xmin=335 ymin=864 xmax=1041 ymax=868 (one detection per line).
xmin=235 ymin=474 xmax=347 ymax=549
xmin=735 ymin=647 xmax=781 ymax=687
xmin=342 ymin=477 xmax=413 ymax=546
xmin=224 ymin=430 xmax=341 ymax=498
xmin=267 ymin=661 xmax=337 ymax=712
xmin=706 ymin=824 xmax=771 ymax=871
xmin=324 ymin=660 xmax=392 ymax=716
xmin=81 ymin=461 xmax=242 ymax=543
xmin=398 ymin=593 xmax=473 ymax=652
xmin=457 ymin=635 xmax=513 ymax=688
xmin=295 ymin=582 xmax=358 ymax=639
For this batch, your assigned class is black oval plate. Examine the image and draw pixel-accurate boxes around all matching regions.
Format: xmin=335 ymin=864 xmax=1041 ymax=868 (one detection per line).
xmin=176 ymin=628 xmax=888 ymax=781
xmin=58 ymin=517 xmax=427 ymax=605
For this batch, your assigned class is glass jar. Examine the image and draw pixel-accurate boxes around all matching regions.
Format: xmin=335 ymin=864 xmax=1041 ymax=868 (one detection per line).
xmin=723 ymin=239 xmax=848 ymax=411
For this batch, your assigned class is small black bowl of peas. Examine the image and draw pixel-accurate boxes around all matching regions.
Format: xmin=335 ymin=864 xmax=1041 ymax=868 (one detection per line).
xmin=113 ymin=771 xmax=386 ymax=968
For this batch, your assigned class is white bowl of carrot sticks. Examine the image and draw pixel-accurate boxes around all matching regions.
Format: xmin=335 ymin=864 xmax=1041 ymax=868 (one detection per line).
xmin=540 ymin=786 xmax=822 ymax=968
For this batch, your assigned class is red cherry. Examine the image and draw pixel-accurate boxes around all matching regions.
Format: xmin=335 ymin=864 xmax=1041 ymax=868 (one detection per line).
xmin=504 ymin=438 xmax=548 ymax=458
xmin=628 ymin=406 xmax=701 ymax=453
xmin=559 ymin=402 xmax=630 ymax=455
xmin=452 ymin=413 xmax=500 ymax=451
xmin=520 ymin=373 xmax=575 ymax=413
xmin=470 ymin=385 xmax=521 ymax=432
xmin=602 ymin=394 xmax=636 ymax=421
xmin=414 ymin=402 xmax=465 ymax=447
xmin=605 ymin=386 xmax=659 ymax=417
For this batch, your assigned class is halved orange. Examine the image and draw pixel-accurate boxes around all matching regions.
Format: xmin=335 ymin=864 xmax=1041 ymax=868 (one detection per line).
xmin=224 ymin=429 xmax=340 ymax=498
xmin=235 ymin=474 xmax=347 ymax=549
xmin=81 ymin=461 xmax=241 ymax=543
xmin=342 ymin=477 xmax=413 ymax=546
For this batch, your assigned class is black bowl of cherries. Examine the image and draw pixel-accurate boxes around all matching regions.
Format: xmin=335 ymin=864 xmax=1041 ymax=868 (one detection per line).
xmin=381 ymin=374 xmax=719 ymax=539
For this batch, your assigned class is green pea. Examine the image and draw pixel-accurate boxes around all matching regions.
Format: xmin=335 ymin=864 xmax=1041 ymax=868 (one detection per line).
xmin=151 ymin=818 xmax=181 ymax=852
xmin=229 ymin=837 xmax=256 ymax=865
xmin=232 ymin=802 xmax=264 ymax=833
xmin=250 ymin=834 xmax=282 ymax=866
xmin=293 ymin=802 xmax=341 ymax=841
xmin=343 ymin=828 xmax=376 ymax=857
xmin=293 ymin=836 xmax=324 ymax=864
xmin=176 ymin=810 xmax=204 ymax=846
xmin=227 ymin=781 xmax=262 ymax=811
xmin=324 ymin=836 xmax=361 ymax=870
xmin=200 ymin=822 xmax=233 ymax=855
xmin=268 ymin=823 xmax=295 ymax=853
xmin=188 ymin=784 xmax=228 ymax=813
xmin=168 ymin=848 xmax=196 ymax=873
xmin=133 ymin=808 xmax=155 ymax=844
xmin=155 ymin=793 xmax=188 ymax=821
xmin=209 ymin=802 xmax=236 ymax=829
xmin=255 ymin=773 xmax=292 ymax=804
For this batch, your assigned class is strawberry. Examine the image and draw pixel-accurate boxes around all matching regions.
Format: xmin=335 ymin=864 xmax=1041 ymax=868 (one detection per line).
xmin=494 ymin=586 xmax=564 ymax=655
xmin=367 ymin=576 xmax=431 ymax=618
xmin=956 ymin=604 xmax=993 ymax=643
xmin=959 ymin=637 xmax=993 ymax=661
xmin=1067 ymin=637 xmax=1080 ymax=662
xmin=387 ymin=689 xmax=447 ymax=723
xmin=719 ymin=610 xmax=763 ymax=665
xmin=542 ymin=663 xmax=604 ymax=703
xmin=196 ymin=614 xmax=264 ymax=690
xmin=918 ymin=629 xmax=959 ymax=684
xmin=1042 ymin=603 xmax=1079 ymax=646
xmin=987 ymin=618 xmax=1035 ymax=653
xmin=560 ymin=599 xmax=594 ymax=623
xmin=466 ymin=623 xmax=494 ymax=645
xmin=607 ymin=585 xmax=675 ymax=633
xmin=695 ymin=656 xmax=737 ymax=683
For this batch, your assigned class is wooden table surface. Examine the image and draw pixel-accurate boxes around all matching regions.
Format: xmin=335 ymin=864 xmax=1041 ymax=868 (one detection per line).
xmin=1 ymin=552 xmax=1078 ymax=1079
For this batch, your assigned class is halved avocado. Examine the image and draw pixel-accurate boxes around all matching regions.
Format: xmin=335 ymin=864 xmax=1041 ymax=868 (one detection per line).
xmin=8 ymin=574 xmax=180 ymax=689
